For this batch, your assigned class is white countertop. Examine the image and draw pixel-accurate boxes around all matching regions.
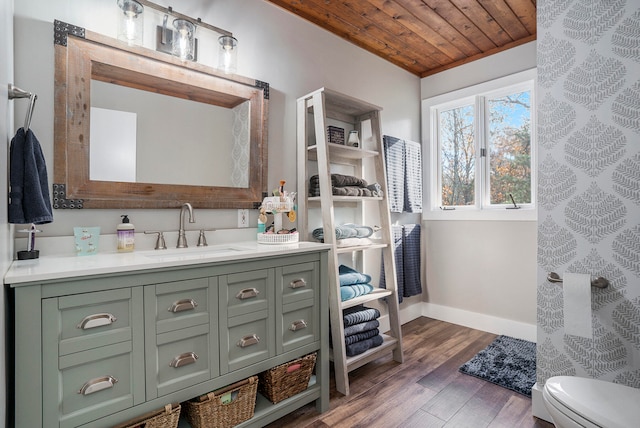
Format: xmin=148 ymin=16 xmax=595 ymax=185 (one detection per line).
xmin=4 ymin=240 xmax=330 ymax=286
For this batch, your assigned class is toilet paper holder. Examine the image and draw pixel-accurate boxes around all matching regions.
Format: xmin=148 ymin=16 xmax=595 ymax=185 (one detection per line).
xmin=547 ymin=272 xmax=609 ymax=289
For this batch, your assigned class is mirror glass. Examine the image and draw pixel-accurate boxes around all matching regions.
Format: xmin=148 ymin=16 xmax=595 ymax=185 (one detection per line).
xmin=54 ymin=26 xmax=268 ymax=209
xmin=89 ymin=80 xmax=250 ymax=187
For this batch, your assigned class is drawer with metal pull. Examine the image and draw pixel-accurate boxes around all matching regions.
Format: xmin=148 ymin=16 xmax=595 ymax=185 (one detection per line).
xmin=152 ymin=323 xmax=214 ymax=398
xmin=281 ymin=299 xmax=319 ymax=353
xmin=222 ymin=310 xmax=274 ymax=373
xmin=55 ymin=341 xmax=138 ymax=428
xmin=55 ymin=288 xmax=138 ymax=356
xmin=221 ymin=268 xmax=274 ymax=318
xmin=148 ymin=277 xmax=211 ymax=334
xmin=279 ymin=262 xmax=319 ymax=305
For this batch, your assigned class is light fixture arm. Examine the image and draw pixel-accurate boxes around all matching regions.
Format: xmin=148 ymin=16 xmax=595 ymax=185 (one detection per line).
xmin=136 ymin=0 xmax=232 ymax=37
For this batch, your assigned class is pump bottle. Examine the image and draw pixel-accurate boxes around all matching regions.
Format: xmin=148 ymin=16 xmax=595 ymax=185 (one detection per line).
xmin=117 ymin=215 xmax=135 ymax=252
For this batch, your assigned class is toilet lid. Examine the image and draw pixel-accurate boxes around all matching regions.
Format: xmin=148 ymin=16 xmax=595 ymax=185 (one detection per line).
xmin=545 ymin=376 xmax=640 ymax=428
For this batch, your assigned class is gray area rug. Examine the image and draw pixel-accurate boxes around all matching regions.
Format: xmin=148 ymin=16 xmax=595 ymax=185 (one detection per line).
xmin=459 ymin=335 xmax=536 ymax=397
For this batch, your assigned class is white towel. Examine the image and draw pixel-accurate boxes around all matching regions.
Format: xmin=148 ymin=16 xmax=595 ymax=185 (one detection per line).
xmin=563 ymin=272 xmax=593 ymax=339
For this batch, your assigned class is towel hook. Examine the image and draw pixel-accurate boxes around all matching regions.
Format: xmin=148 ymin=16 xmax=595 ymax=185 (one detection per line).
xmin=547 ymin=272 xmax=609 ymax=289
xmin=8 ymin=83 xmax=38 ymax=131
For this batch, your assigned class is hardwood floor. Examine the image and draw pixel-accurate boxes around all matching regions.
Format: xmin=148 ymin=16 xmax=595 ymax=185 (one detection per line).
xmin=267 ymin=317 xmax=555 ymax=428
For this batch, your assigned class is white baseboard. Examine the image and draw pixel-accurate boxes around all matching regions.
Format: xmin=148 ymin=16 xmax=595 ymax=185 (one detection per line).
xmin=531 ymin=382 xmax=552 ymax=422
xmin=421 ymin=302 xmax=537 ymax=342
xmin=379 ymin=300 xmax=424 ymax=333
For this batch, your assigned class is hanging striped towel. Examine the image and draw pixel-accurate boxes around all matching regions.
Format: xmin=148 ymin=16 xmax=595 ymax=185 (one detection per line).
xmin=402 ymin=224 xmax=423 ymax=297
xmin=383 ymin=136 xmax=405 ymax=213
xmin=383 ymin=135 xmax=423 ymax=213
xmin=403 ymin=140 xmax=423 ymax=213
xmin=380 ymin=225 xmax=405 ymax=301
xmin=380 ymin=224 xmax=422 ymax=302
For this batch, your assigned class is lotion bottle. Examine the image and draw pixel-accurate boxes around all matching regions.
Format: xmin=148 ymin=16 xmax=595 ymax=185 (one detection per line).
xmin=117 ymin=215 xmax=135 ymax=252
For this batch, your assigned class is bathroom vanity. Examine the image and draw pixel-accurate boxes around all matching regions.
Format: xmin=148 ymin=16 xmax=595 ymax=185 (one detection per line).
xmin=5 ymin=242 xmax=330 ymax=428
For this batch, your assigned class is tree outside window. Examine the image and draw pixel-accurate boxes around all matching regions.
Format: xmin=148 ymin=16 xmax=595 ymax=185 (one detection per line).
xmin=434 ymin=83 xmax=533 ymax=210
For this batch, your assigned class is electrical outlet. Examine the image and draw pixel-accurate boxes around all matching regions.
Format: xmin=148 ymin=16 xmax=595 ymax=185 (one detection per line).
xmin=237 ymin=209 xmax=249 ymax=228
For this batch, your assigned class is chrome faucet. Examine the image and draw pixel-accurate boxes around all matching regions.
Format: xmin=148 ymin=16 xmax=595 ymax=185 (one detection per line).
xmin=177 ymin=202 xmax=195 ymax=248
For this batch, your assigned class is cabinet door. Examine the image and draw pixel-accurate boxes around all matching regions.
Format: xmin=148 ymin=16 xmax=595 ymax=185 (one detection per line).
xmin=144 ymin=277 xmax=218 ymax=400
xmin=219 ymin=268 xmax=275 ymax=373
xmin=278 ymin=262 xmax=320 ymax=353
xmin=42 ymin=287 xmax=144 ymax=428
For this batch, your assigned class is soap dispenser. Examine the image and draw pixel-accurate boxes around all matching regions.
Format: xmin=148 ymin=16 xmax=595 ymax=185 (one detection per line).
xmin=117 ymin=215 xmax=135 ymax=252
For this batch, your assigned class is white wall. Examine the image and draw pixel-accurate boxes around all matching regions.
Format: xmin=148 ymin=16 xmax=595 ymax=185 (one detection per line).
xmin=420 ymin=42 xmax=538 ymax=340
xmin=12 ymin=0 xmax=420 ymax=242
xmin=1 ymin=0 xmax=14 ymax=425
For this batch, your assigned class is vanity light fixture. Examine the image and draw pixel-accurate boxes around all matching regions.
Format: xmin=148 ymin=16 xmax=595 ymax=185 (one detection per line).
xmin=117 ymin=0 xmax=144 ymax=46
xmin=218 ymin=35 xmax=238 ymax=74
xmin=135 ymin=0 xmax=234 ymax=64
xmin=172 ymin=18 xmax=197 ymax=61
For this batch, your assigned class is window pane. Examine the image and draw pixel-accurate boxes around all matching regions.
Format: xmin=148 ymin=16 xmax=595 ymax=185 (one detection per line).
xmin=439 ymin=105 xmax=475 ymax=206
xmin=487 ymin=90 xmax=531 ymax=205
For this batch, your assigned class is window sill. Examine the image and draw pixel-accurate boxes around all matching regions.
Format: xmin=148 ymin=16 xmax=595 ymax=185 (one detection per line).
xmin=422 ymin=207 xmax=537 ymax=222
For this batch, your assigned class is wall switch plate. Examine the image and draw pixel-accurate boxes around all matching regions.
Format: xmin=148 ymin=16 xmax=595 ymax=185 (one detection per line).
xmin=238 ymin=209 xmax=249 ymax=228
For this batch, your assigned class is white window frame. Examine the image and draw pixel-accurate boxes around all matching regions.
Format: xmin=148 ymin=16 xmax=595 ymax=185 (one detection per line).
xmin=422 ymin=69 xmax=537 ymax=221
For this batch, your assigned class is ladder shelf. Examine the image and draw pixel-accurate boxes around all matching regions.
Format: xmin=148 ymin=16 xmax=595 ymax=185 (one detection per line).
xmin=296 ymin=87 xmax=404 ymax=395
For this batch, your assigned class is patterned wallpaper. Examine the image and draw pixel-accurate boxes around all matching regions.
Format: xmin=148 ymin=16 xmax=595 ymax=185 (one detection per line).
xmin=537 ymin=0 xmax=640 ymax=386
xmin=231 ymin=101 xmax=250 ymax=187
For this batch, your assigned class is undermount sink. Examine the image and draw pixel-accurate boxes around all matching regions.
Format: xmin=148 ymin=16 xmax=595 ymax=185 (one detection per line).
xmin=141 ymin=245 xmax=249 ymax=262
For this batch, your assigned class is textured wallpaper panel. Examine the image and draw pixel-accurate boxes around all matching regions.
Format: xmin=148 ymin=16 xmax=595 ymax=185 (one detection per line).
xmin=537 ymin=0 xmax=640 ymax=387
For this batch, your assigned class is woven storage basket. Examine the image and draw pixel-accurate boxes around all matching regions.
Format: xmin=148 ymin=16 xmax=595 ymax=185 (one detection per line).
xmin=115 ymin=403 xmax=181 ymax=428
xmin=327 ymin=126 xmax=345 ymax=145
xmin=258 ymin=352 xmax=317 ymax=404
xmin=183 ymin=376 xmax=258 ymax=428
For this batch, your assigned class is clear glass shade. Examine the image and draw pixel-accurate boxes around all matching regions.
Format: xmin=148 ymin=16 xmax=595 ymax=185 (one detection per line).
xmin=117 ymin=0 xmax=143 ymax=45
xmin=172 ymin=19 xmax=196 ymax=61
xmin=218 ymin=35 xmax=238 ymax=74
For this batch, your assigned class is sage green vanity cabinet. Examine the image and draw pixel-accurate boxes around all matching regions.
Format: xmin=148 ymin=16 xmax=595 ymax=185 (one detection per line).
xmin=9 ymin=250 xmax=329 ymax=428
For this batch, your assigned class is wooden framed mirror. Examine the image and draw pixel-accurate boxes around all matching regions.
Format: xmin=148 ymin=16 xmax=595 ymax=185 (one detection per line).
xmin=53 ymin=20 xmax=268 ymax=209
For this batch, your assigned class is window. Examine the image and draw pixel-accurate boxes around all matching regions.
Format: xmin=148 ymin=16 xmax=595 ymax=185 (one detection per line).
xmin=423 ymin=70 xmax=536 ymax=220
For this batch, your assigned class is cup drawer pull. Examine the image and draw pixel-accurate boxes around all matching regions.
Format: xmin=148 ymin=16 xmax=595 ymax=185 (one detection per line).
xmin=78 ymin=375 xmax=118 ymax=395
xmin=168 ymin=298 xmax=198 ymax=313
xmin=236 ymin=288 xmax=259 ymax=300
xmin=290 ymin=319 xmax=308 ymax=331
xmin=77 ymin=313 xmax=117 ymax=330
xmin=237 ymin=334 xmax=260 ymax=348
xmin=169 ymin=352 xmax=199 ymax=368
xmin=289 ymin=278 xmax=307 ymax=289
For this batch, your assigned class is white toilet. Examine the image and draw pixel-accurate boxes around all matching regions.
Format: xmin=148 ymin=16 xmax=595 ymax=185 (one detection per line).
xmin=542 ymin=375 xmax=640 ymax=428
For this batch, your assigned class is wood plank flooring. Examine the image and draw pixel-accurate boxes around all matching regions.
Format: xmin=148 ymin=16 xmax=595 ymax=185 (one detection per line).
xmin=267 ymin=317 xmax=554 ymax=428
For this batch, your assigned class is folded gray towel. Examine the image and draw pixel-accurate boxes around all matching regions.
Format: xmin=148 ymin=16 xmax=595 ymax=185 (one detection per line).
xmin=344 ymin=328 xmax=379 ymax=345
xmin=343 ymin=306 xmax=381 ymax=326
xmin=345 ymin=334 xmax=384 ymax=357
xmin=343 ymin=319 xmax=380 ymax=337
xmin=310 ymin=173 xmax=368 ymax=188
xmin=312 ymin=224 xmax=374 ymax=241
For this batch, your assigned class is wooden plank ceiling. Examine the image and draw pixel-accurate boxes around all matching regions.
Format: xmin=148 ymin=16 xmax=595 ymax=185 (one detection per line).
xmin=265 ymin=0 xmax=536 ymax=77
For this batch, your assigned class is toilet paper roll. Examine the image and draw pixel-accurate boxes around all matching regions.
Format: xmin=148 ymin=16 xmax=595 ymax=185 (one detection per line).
xmin=563 ymin=272 xmax=593 ymax=339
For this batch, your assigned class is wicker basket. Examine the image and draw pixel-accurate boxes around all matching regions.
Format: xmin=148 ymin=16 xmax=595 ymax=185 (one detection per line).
xmin=183 ymin=376 xmax=258 ymax=428
xmin=257 ymin=232 xmax=299 ymax=244
xmin=258 ymin=353 xmax=317 ymax=404
xmin=114 ymin=403 xmax=181 ymax=428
